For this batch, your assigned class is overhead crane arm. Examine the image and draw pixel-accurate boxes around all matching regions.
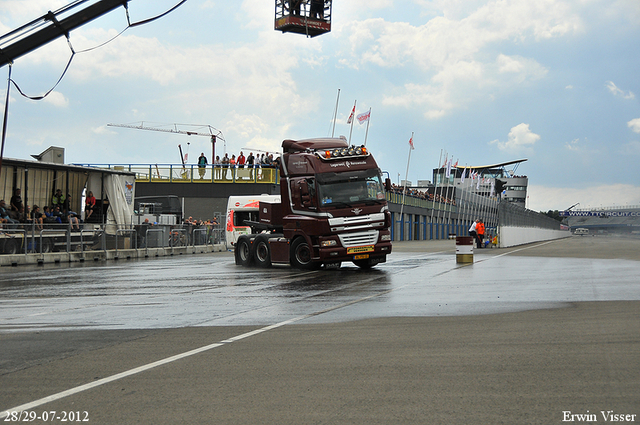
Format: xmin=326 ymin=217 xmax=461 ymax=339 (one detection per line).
xmin=107 ymin=122 xmax=226 ymax=162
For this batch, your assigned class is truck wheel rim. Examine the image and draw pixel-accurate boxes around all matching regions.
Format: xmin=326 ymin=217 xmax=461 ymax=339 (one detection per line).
xmin=240 ymin=242 xmax=250 ymax=260
xmin=256 ymin=242 xmax=268 ymax=262
xmin=295 ymin=244 xmax=311 ymax=264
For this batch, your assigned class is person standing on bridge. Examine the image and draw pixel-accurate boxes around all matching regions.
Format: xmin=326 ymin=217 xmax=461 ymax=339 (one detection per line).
xmin=197 ymin=153 xmax=208 ymax=179
xmin=247 ymin=152 xmax=255 ymax=180
xmin=222 ymin=154 xmax=230 ymax=180
xmin=230 ymin=154 xmax=237 ymax=180
xmin=214 ymin=155 xmax=221 ymax=180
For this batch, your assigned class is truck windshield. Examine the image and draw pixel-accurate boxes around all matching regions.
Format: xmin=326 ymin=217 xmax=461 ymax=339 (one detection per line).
xmin=316 ymin=168 xmax=386 ymax=207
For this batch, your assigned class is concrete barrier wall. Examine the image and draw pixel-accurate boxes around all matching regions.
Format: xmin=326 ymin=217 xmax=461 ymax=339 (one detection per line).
xmin=498 ymin=226 xmax=570 ymax=248
xmin=0 ymin=244 xmax=227 ymax=267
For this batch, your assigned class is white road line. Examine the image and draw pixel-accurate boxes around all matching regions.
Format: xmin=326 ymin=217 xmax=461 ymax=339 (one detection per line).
xmin=473 ymin=239 xmax=558 ymax=263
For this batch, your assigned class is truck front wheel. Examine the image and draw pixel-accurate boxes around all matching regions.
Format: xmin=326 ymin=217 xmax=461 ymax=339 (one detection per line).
xmin=234 ymin=235 xmax=253 ymax=266
xmin=290 ymin=237 xmax=319 ymax=270
xmin=252 ymin=234 xmax=272 ymax=268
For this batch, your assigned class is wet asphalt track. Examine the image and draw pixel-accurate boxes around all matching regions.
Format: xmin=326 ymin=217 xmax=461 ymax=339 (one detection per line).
xmin=1 ymin=238 xmax=639 ymax=332
xmin=1 ymin=237 xmax=639 ymax=424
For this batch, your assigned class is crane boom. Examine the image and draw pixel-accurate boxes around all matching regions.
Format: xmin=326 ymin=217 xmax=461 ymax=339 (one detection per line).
xmin=107 ymin=121 xmax=226 ymax=162
xmin=107 ymin=122 xmax=223 ymax=138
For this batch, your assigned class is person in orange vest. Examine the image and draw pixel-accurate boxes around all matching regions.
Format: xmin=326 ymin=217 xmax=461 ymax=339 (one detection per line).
xmin=476 ymin=219 xmax=485 ymax=248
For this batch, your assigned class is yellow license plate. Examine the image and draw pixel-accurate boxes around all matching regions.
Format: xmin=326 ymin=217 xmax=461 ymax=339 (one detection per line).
xmin=347 ymin=245 xmax=374 ymax=254
xmin=354 ymin=254 xmax=369 ymax=260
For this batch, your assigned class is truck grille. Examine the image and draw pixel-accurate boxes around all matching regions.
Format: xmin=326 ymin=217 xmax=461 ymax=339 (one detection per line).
xmin=329 ymin=213 xmax=385 ymax=226
xmin=338 ymin=230 xmax=379 ymax=247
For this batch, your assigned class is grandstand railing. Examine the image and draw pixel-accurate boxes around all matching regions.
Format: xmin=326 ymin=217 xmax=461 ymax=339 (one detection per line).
xmin=75 ymin=164 xmax=280 ymax=184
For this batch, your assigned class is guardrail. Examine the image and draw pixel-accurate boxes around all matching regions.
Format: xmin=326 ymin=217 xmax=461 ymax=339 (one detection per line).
xmin=115 ymin=229 xmax=137 ymax=259
xmin=38 ymin=229 xmax=66 ymax=256
xmin=2 ymin=223 xmax=226 ymax=256
xmin=1 ymin=223 xmax=228 ymax=266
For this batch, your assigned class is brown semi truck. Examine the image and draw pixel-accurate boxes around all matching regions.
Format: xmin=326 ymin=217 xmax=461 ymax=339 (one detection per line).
xmin=233 ymin=137 xmax=392 ymax=269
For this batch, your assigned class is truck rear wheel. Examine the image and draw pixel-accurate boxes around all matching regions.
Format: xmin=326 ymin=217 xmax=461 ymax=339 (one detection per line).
xmin=252 ymin=234 xmax=272 ymax=268
xmin=39 ymin=239 xmax=54 ymax=253
xmin=234 ymin=235 xmax=253 ymax=266
xmin=290 ymin=237 xmax=319 ymax=270
xmin=2 ymin=238 xmax=19 ymax=255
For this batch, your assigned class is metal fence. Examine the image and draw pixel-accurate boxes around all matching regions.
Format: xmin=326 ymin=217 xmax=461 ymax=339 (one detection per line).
xmin=0 ymin=221 xmax=226 ymax=256
xmin=498 ymin=201 xmax=562 ymax=230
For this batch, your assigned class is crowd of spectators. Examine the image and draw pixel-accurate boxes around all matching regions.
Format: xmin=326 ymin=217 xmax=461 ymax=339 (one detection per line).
xmin=0 ymin=188 xmax=81 ymax=230
xmin=196 ymin=151 xmax=281 ymax=181
xmin=388 ymin=184 xmax=457 ymax=206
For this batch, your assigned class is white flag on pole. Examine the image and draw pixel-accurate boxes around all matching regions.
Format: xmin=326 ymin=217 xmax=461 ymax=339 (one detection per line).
xmin=357 ymin=109 xmax=371 ymax=124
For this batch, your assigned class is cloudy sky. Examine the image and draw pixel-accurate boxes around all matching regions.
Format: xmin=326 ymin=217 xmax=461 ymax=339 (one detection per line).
xmin=1 ymin=0 xmax=639 ymax=212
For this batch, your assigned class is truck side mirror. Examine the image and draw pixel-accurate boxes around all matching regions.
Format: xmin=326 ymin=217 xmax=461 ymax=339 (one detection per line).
xmin=385 ymin=178 xmax=392 ymax=192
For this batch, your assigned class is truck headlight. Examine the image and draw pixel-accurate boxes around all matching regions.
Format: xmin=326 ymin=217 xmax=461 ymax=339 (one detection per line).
xmin=321 ymin=240 xmax=338 ymax=247
xmin=381 ymin=234 xmax=391 ymax=241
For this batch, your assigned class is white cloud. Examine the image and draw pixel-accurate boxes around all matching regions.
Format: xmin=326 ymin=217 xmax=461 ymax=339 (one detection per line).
xmin=0 ymin=1 xmax=67 ymax=22
xmin=527 ymin=184 xmax=640 ymax=212
xmin=606 ymin=81 xmax=635 ymax=99
xmin=496 ymin=54 xmax=547 ymax=82
xmin=565 ymin=138 xmax=580 ymax=151
xmin=340 ymin=1 xmax=576 ymax=118
xmin=43 ymin=91 xmax=68 ymax=107
xmin=620 ymin=141 xmax=640 ymax=156
xmin=490 ymin=123 xmax=540 ymax=151
xmin=628 ymin=118 xmax=640 ymax=133
xmin=92 ymin=125 xmax=116 ymax=135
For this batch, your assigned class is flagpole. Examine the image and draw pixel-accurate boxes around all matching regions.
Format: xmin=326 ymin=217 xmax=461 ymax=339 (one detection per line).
xmin=331 ymin=88 xmax=340 ymax=138
xmin=462 ymin=166 xmax=471 ymax=232
xmin=348 ymin=100 xmax=356 ymax=144
xmin=435 ymin=155 xmax=450 ymax=237
xmin=399 ymin=132 xmax=414 ymax=235
xmin=436 ymin=151 xmax=447 ymax=227
xmin=459 ymin=166 xmax=466 ymax=235
xmin=363 ymin=108 xmax=371 ymax=146
xmin=446 ymin=164 xmax=454 ymax=233
xmin=429 ymin=149 xmax=442 ymax=239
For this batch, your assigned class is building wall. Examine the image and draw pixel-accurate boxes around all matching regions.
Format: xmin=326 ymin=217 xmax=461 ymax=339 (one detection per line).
xmin=135 ymin=182 xmax=279 ymax=221
xmin=498 ymin=226 xmax=570 ymax=247
xmin=184 ymin=197 xmax=227 ymax=221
